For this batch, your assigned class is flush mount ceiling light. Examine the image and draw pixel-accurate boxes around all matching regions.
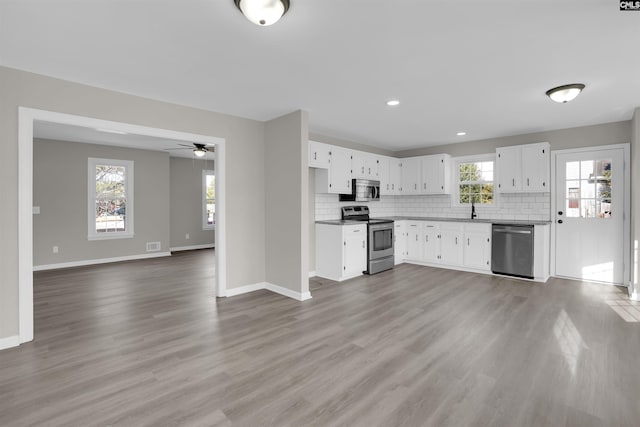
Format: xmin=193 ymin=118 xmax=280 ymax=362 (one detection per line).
xmin=545 ymin=83 xmax=585 ymax=103
xmin=386 ymin=99 xmax=400 ymax=107
xmin=234 ymin=0 xmax=290 ymax=26
xmin=456 ymin=131 xmax=467 ymax=136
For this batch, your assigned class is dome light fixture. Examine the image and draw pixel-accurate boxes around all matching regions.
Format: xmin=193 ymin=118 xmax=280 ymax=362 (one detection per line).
xmin=193 ymin=147 xmax=207 ymax=157
xmin=386 ymin=99 xmax=400 ymax=107
xmin=234 ymin=0 xmax=290 ymax=26
xmin=545 ymin=83 xmax=585 ymax=103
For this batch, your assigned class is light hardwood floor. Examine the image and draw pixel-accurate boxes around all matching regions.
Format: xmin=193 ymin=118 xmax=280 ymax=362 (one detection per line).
xmin=1 ymin=249 xmax=639 ymax=426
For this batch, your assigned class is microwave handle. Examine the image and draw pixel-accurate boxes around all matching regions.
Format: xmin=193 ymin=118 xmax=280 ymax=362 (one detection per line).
xmin=373 ymin=185 xmax=379 ymax=200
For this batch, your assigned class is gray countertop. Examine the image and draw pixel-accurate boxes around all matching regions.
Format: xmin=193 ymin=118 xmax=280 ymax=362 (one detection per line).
xmin=316 ymin=217 xmax=551 ymax=226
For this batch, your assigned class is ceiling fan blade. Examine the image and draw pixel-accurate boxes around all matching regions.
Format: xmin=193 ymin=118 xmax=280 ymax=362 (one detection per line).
xmin=177 ymin=143 xmax=194 ymax=148
xmin=163 ymin=147 xmax=191 ymax=151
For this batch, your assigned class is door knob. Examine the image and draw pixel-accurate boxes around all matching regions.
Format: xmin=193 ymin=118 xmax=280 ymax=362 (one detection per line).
xmin=557 ymin=219 xmax=563 ymax=224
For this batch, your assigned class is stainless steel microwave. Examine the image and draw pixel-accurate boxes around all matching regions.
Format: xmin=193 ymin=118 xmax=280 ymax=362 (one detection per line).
xmin=339 ymin=179 xmax=380 ymax=202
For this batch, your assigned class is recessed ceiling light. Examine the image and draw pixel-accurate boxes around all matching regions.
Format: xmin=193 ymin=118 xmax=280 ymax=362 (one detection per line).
xmin=386 ymin=99 xmax=400 ymax=107
xmin=545 ymin=83 xmax=585 ymax=103
xmin=96 ymin=128 xmax=128 ymax=135
xmin=456 ymin=132 xmax=467 ymax=136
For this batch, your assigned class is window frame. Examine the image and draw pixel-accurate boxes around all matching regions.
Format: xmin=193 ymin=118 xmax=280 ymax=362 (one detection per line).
xmin=203 ymin=169 xmax=215 ymax=230
xmin=453 ymin=154 xmax=496 ymax=207
xmin=87 ymin=157 xmax=134 ymax=240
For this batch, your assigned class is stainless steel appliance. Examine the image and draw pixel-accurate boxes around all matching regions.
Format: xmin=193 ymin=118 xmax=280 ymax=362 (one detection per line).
xmin=491 ymin=224 xmax=534 ymax=279
xmin=341 ymin=206 xmax=394 ymax=274
xmin=339 ymin=179 xmax=380 ymax=202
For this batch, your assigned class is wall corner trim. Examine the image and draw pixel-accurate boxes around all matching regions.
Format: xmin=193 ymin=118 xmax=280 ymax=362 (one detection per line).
xmin=0 ymin=335 xmax=21 ymax=351
xmin=224 ymin=282 xmax=312 ymax=301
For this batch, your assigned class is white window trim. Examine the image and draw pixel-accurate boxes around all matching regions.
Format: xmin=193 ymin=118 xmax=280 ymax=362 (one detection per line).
xmin=453 ymin=153 xmax=497 ymax=207
xmin=203 ymin=169 xmax=215 ymax=230
xmin=88 ymin=157 xmax=134 ymax=240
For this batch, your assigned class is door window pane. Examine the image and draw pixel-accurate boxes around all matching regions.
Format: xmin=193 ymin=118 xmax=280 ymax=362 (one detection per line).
xmin=565 ymin=158 xmax=612 ymax=219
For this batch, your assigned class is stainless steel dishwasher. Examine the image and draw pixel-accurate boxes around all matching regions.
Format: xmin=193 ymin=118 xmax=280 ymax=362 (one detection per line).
xmin=491 ymin=224 xmax=534 ymax=279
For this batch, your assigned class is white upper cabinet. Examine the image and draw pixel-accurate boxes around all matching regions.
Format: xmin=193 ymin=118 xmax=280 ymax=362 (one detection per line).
xmin=388 ymin=158 xmax=403 ymax=195
xmin=420 ymin=154 xmax=451 ymax=194
xmin=308 ymin=140 xmax=331 ymax=169
xmin=522 ymin=143 xmax=550 ymax=192
xmin=496 ymin=146 xmax=522 ymax=193
xmin=496 ymin=142 xmax=550 ymax=193
xmin=378 ymin=156 xmax=392 ymax=195
xmin=352 ymin=151 xmax=380 ymax=180
xmin=401 ymin=157 xmax=421 ymax=195
xmin=315 ymin=145 xmax=352 ymax=194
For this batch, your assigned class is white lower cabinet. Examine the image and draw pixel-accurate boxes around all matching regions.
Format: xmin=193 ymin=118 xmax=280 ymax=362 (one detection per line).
xmin=462 ymin=223 xmax=492 ymax=271
xmin=406 ymin=221 xmax=423 ymax=261
xmin=394 ymin=220 xmax=492 ymax=273
xmin=439 ymin=223 xmax=464 ymax=266
xmin=316 ymin=223 xmax=367 ymax=281
xmin=422 ymin=222 xmax=440 ymax=263
xmin=394 ymin=221 xmax=407 ymax=264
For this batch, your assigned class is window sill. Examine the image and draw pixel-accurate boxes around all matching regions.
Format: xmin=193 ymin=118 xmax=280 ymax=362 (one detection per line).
xmin=88 ymin=233 xmax=135 ymax=241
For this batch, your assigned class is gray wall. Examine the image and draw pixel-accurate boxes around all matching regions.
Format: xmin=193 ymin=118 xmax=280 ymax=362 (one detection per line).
xmin=33 ymin=139 xmax=170 ymax=266
xmin=395 ymin=121 xmax=631 ymax=157
xmin=0 ymin=66 xmax=267 ymax=340
xmin=170 ymin=157 xmax=215 ymax=249
xmin=265 ymin=110 xmax=309 ymax=296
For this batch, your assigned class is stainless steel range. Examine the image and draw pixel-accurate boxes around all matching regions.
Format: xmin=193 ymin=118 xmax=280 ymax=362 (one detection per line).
xmin=341 ymin=206 xmax=394 ymax=274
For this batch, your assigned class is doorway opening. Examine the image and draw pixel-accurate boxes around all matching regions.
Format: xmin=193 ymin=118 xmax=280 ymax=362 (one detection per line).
xmin=18 ymin=107 xmax=227 ymax=345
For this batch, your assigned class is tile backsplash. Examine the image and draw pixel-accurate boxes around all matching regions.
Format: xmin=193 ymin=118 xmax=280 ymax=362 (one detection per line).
xmin=315 ymin=192 xmax=550 ymax=221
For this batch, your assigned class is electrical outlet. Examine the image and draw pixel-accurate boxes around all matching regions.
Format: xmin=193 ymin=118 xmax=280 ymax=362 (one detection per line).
xmin=53 ymin=246 xmax=59 ymax=253
xmin=185 ymin=233 xmax=190 ymax=240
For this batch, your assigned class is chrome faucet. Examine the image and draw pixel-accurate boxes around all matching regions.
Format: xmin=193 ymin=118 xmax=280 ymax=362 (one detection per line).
xmin=471 ymin=201 xmax=477 ymax=219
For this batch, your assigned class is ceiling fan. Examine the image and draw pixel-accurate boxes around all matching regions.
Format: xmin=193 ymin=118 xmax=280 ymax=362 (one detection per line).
xmin=165 ymin=143 xmax=214 ymax=157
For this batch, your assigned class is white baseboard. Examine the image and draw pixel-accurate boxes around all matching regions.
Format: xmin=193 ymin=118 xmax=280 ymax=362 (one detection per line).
xmin=630 ymin=288 xmax=639 ymax=301
xmin=225 ymin=282 xmax=267 ymax=297
xmin=170 ymin=244 xmax=215 ymax=252
xmin=265 ymin=282 xmax=312 ymax=301
xmin=33 ymin=252 xmax=171 ymax=271
xmin=224 ymin=281 xmax=312 ymax=301
xmin=308 ymin=271 xmax=317 ymax=278
xmin=0 ymin=335 xmax=20 ymax=351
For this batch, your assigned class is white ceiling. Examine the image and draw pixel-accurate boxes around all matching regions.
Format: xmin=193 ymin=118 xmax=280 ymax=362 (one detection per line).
xmin=33 ymin=121 xmax=215 ymax=159
xmin=2 ymin=1 xmax=639 ymax=151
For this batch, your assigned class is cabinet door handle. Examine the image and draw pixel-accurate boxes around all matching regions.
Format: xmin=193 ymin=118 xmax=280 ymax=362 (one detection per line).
xmin=416 ymin=235 xmax=418 ymax=241
xmin=423 ymin=183 xmax=426 ymax=190
xmin=512 ymin=178 xmax=515 ymax=186
xmin=527 ymin=178 xmax=530 ymax=186
xmin=455 ymin=237 xmax=458 ymax=245
xmin=426 ymin=235 xmax=428 ymax=242
xmin=414 ymin=184 xmax=417 ymax=190
xmin=467 ymin=238 xmax=470 ymax=246
xmin=368 ymin=168 xmax=371 ymax=175
xmin=314 ymin=152 xmax=317 ymax=160
xmin=362 ymin=166 xmax=365 ymax=173
xmin=363 ymin=241 xmax=365 ymax=248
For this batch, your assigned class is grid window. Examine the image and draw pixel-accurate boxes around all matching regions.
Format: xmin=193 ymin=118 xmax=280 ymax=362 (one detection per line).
xmin=458 ymin=160 xmax=494 ymax=205
xmin=565 ymin=159 xmax=612 ymax=219
xmin=203 ymin=170 xmax=215 ymax=229
xmin=88 ymin=158 xmax=134 ymax=240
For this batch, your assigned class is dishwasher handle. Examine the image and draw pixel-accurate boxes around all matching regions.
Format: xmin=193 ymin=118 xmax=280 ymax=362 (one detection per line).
xmin=492 ymin=226 xmax=533 ymax=235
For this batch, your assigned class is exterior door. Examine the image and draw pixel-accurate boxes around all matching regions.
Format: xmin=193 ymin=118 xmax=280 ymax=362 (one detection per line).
xmin=555 ymin=148 xmax=624 ymax=284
